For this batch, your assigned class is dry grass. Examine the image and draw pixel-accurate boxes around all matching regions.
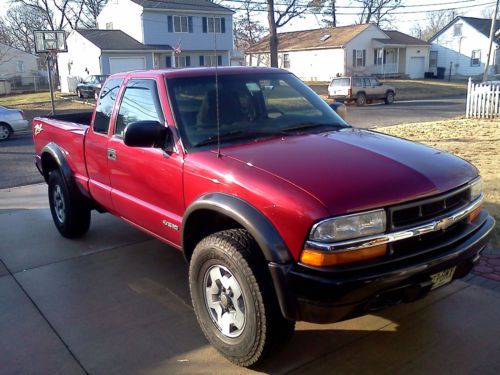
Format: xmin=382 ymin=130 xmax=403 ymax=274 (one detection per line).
xmin=377 ymin=118 xmax=500 ymax=246
xmin=0 ymin=92 xmax=91 ymax=111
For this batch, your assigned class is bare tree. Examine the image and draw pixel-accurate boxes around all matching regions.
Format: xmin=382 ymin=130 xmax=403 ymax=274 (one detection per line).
xmin=355 ymin=0 xmax=401 ymax=26
xmin=409 ymin=10 xmax=457 ymax=41
xmin=309 ymin=0 xmax=337 ymax=27
xmin=234 ymin=0 xmax=266 ymax=52
xmin=266 ymin=0 xmax=310 ymax=67
xmin=80 ymin=0 xmax=108 ymax=28
xmin=11 ymin=0 xmax=85 ymax=30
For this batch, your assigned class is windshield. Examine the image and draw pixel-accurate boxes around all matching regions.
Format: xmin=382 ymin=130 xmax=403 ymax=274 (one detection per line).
xmin=167 ymin=73 xmax=348 ymax=150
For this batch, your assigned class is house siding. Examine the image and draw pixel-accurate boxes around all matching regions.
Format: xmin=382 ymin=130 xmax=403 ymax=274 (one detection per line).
xmin=345 ymin=25 xmax=389 ymax=75
xmin=97 ymin=0 xmax=144 ymax=43
xmin=431 ymin=20 xmax=497 ymax=78
xmin=0 ymin=44 xmax=38 ymax=84
xmin=142 ymin=11 xmax=233 ymax=52
xmin=58 ymin=31 xmax=102 ymax=93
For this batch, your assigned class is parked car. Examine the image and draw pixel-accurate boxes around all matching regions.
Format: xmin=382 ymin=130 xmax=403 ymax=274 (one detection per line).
xmin=0 ymin=105 xmax=29 ymax=141
xmin=76 ymin=75 xmax=109 ymax=99
xmin=33 ymin=67 xmax=493 ymax=367
xmin=328 ymin=76 xmax=396 ymax=106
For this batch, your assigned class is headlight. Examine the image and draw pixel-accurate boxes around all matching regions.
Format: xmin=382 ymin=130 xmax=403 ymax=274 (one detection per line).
xmin=310 ymin=209 xmax=386 ymax=242
xmin=470 ymin=177 xmax=482 ymax=201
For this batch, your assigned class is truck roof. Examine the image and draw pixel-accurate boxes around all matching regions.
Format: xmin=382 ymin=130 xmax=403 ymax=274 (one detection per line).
xmin=108 ymin=66 xmax=288 ymax=80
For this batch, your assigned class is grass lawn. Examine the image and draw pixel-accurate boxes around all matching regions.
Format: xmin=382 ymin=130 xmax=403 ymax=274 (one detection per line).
xmin=377 ymin=118 xmax=500 ymax=246
xmin=308 ymin=79 xmax=467 ymax=100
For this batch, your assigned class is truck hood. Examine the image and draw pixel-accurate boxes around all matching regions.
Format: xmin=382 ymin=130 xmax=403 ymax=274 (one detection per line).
xmin=222 ymin=128 xmax=478 ymax=215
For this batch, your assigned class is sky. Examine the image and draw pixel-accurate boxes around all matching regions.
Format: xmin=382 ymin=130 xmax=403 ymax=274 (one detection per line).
xmin=0 ymin=0 xmax=496 ymax=35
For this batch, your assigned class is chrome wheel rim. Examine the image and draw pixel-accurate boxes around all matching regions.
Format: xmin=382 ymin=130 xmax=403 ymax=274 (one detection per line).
xmin=203 ymin=264 xmax=246 ymax=338
xmin=53 ymin=185 xmax=66 ymax=223
xmin=0 ymin=125 xmax=9 ymax=140
xmin=388 ymin=93 xmax=394 ymax=103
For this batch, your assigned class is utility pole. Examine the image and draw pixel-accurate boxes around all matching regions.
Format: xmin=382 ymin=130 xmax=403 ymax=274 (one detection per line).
xmin=483 ymin=0 xmax=499 ymax=81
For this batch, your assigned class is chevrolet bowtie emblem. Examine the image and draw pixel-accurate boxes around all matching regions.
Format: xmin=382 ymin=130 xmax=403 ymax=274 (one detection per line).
xmin=435 ymin=216 xmax=455 ymax=231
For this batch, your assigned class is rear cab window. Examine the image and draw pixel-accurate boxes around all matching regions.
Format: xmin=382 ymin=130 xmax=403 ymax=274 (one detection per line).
xmin=330 ymin=78 xmax=350 ymax=87
xmin=93 ymin=78 xmax=123 ymax=135
xmin=114 ymin=79 xmax=164 ymax=137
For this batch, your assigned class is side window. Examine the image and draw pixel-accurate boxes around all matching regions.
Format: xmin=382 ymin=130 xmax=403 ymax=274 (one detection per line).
xmin=363 ymin=78 xmax=371 ymax=86
xmin=93 ymin=78 xmax=123 ymax=135
xmin=115 ymin=79 xmax=164 ymax=137
xmin=370 ymin=78 xmax=380 ymax=86
xmin=352 ymin=78 xmax=362 ymax=87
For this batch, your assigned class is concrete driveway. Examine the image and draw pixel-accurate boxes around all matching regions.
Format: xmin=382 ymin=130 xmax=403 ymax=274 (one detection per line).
xmin=1 ymin=184 xmax=500 ymax=375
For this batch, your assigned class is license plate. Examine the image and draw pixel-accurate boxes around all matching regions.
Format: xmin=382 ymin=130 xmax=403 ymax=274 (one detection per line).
xmin=430 ymin=267 xmax=456 ymax=290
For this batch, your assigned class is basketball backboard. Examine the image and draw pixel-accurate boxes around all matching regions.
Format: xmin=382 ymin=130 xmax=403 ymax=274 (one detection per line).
xmin=34 ymin=30 xmax=67 ymax=53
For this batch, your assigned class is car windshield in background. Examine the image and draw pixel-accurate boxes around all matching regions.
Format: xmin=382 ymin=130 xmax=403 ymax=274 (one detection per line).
xmin=97 ymin=75 xmax=108 ymax=83
xmin=331 ymin=78 xmax=350 ymax=86
xmin=168 ymin=73 xmax=348 ymax=149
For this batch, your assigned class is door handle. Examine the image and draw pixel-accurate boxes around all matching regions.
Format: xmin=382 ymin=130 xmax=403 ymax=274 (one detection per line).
xmin=107 ymin=148 xmax=116 ymax=160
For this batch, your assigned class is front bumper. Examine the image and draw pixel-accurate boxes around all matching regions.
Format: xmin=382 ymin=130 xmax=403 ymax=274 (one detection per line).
xmin=269 ymin=214 xmax=495 ymax=324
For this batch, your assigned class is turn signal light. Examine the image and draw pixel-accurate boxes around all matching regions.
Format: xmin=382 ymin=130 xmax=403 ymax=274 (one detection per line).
xmin=300 ymin=244 xmax=388 ymax=267
xmin=468 ymin=204 xmax=483 ymax=223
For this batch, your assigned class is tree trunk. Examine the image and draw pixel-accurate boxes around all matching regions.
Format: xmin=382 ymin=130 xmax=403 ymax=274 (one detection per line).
xmin=267 ymin=0 xmax=279 ymax=67
xmin=332 ymin=0 xmax=336 ymax=27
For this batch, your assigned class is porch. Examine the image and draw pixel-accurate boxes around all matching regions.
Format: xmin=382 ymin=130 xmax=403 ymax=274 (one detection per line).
xmin=371 ymin=47 xmax=406 ymax=76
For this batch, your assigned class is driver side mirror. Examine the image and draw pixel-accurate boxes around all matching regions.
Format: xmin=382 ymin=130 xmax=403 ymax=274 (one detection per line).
xmin=123 ymin=120 xmax=174 ymax=152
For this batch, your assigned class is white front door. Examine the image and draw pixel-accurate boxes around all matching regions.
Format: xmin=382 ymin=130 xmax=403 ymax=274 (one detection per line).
xmin=409 ymin=57 xmax=425 ymax=79
xmin=109 ymin=57 xmax=146 ymax=74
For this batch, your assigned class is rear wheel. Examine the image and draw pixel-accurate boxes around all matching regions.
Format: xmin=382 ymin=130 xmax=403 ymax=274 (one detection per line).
xmin=385 ymin=91 xmax=395 ymax=104
xmin=48 ymin=169 xmax=91 ymax=238
xmin=189 ymin=229 xmax=295 ymax=367
xmin=0 ymin=123 xmax=12 ymax=141
xmin=356 ymin=93 xmax=367 ymax=106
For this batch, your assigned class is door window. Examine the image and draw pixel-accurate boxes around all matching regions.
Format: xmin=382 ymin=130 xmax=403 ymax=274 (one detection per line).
xmin=363 ymin=78 xmax=371 ymax=86
xmin=115 ymin=79 xmax=164 ymax=137
xmin=370 ymin=78 xmax=380 ymax=86
xmin=93 ymin=78 xmax=123 ymax=135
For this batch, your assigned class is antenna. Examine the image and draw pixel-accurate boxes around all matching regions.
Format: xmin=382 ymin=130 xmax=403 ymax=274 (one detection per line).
xmin=214 ymin=23 xmax=221 ymax=158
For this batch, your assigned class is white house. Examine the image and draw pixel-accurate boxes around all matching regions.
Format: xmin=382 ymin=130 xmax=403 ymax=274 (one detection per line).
xmin=245 ymin=24 xmax=430 ymax=81
xmin=0 ymin=43 xmax=38 ymax=85
xmin=429 ymin=17 xmax=500 ymax=79
xmin=58 ymin=0 xmax=234 ymax=92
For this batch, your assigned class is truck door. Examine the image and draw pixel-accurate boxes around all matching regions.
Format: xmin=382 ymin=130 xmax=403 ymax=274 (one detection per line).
xmin=107 ymin=78 xmax=184 ymax=246
xmin=85 ymin=77 xmax=124 ymax=211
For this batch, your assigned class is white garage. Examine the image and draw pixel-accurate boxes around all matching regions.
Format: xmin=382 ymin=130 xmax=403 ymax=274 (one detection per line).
xmin=409 ymin=57 xmax=426 ymax=79
xmin=109 ymin=57 xmax=146 ymax=74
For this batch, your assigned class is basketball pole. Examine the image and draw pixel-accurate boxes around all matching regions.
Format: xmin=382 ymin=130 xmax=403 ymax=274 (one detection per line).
xmin=47 ymin=52 xmax=56 ymax=115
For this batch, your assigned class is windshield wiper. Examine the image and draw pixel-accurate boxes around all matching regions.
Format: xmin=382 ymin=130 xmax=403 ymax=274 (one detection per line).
xmin=281 ymin=122 xmax=346 ymax=133
xmin=194 ymin=129 xmax=284 ymax=147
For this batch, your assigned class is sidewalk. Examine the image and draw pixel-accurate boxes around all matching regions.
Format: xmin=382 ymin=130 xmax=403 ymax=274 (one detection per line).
xmin=1 ymin=184 xmax=500 ymax=375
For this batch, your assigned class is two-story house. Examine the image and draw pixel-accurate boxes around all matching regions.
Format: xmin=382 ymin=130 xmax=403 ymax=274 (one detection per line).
xmin=58 ymin=0 xmax=234 ymax=93
xmin=429 ymin=16 xmax=500 ymax=79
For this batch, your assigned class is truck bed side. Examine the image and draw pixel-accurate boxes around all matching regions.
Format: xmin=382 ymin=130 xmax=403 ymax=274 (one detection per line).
xmin=33 ymin=111 xmax=93 ymax=192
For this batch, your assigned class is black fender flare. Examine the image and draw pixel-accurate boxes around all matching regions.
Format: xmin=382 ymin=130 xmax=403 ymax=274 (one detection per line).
xmin=182 ymin=193 xmax=293 ymax=264
xmin=40 ymin=143 xmax=90 ymax=200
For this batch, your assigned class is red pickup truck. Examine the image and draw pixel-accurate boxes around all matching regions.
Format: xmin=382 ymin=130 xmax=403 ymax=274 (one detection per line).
xmin=33 ymin=67 xmax=494 ymax=367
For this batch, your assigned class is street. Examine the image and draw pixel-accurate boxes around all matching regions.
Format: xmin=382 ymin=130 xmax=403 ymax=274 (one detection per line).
xmin=0 ymin=96 xmax=466 ymax=189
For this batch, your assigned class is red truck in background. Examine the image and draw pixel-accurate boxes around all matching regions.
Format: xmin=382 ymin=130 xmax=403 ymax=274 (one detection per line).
xmin=33 ymin=67 xmax=494 ymax=367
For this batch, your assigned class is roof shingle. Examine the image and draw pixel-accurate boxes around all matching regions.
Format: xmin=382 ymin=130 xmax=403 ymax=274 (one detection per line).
xmin=376 ymin=30 xmax=429 ymax=46
xmin=129 ymin=0 xmax=234 ymax=13
xmin=76 ymin=29 xmax=171 ymax=51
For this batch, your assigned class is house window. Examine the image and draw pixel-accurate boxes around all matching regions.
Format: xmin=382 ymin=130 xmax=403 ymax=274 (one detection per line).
xmin=174 ymin=16 xmax=188 ymax=33
xmin=283 ymin=53 xmax=290 ymax=68
xmin=471 ymin=50 xmax=481 ymax=67
xmin=175 ymin=56 xmax=191 ymax=67
xmin=16 ymin=60 xmax=25 ymax=73
xmin=374 ymin=49 xmax=384 ymax=65
xmin=105 ymin=22 xmax=113 ymax=30
xmin=454 ymin=23 xmax=462 ymax=37
xmin=429 ymin=51 xmax=438 ymax=68
xmin=200 ymin=55 xmax=222 ymax=67
xmin=353 ymin=49 xmax=365 ymax=67
xmin=202 ymin=17 xmax=226 ymax=33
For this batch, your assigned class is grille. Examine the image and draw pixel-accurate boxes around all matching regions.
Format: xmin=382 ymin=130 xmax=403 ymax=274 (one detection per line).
xmin=389 ymin=186 xmax=470 ymax=229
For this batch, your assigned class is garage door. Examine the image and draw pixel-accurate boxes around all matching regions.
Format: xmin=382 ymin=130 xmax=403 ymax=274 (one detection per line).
xmin=409 ymin=57 xmax=425 ymax=79
xmin=109 ymin=57 xmax=146 ymax=74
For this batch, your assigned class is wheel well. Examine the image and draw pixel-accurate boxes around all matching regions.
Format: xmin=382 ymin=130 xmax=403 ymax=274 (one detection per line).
xmin=41 ymin=152 xmax=59 ymax=182
xmin=0 ymin=122 xmax=13 ymax=131
xmin=386 ymin=90 xmax=394 ymax=95
xmin=357 ymin=91 xmax=366 ymax=97
xmin=183 ymin=209 xmax=244 ymax=261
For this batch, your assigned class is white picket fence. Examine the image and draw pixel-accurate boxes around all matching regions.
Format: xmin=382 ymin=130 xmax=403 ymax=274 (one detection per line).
xmin=466 ymin=77 xmax=500 ymax=118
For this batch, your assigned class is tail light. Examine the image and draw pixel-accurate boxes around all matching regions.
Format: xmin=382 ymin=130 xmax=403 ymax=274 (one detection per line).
xmin=19 ymin=110 xmax=25 ymax=119
xmin=348 ymin=88 xmax=352 ymax=96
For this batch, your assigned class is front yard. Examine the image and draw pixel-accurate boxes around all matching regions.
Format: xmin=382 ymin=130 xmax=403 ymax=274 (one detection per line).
xmin=377 ymin=118 xmax=500 ymax=246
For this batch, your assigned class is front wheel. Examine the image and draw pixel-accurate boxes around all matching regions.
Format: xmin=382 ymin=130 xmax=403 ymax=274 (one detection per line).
xmin=189 ymin=229 xmax=295 ymax=367
xmin=48 ymin=169 xmax=91 ymax=238
xmin=385 ymin=91 xmax=395 ymax=104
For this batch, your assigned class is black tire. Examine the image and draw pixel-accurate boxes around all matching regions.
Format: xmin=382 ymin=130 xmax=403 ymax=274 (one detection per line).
xmin=356 ymin=93 xmax=367 ymax=106
xmin=0 ymin=123 xmax=12 ymax=141
xmin=48 ymin=169 xmax=91 ymax=238
xmin=189 ymin=229 xmax=295 ymax=367
xmin=385 ymin=91 xmax=395 ymax=104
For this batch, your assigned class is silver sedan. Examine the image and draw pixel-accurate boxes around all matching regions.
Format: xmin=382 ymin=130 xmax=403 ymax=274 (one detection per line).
xmin=0 ymin=106 xmax=29 ymax=141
